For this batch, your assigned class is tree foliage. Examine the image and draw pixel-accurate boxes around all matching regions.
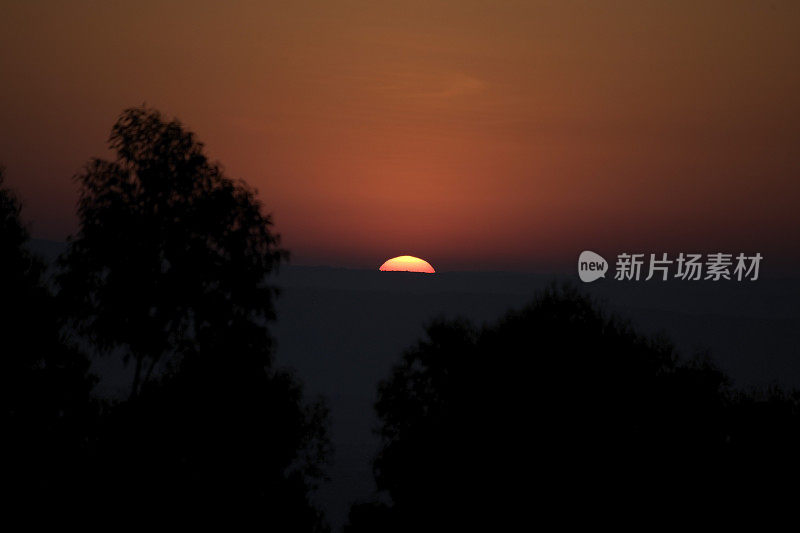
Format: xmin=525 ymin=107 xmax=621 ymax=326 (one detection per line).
xmin=58 ymin=107 xmax=287 ymax=395
xmin=347 ymin=284 xmax=800 ymax=530
xmin=0 ymin=167 xmax=97 ymax=504
xmin=56 ymin=108 xmax=327 ymax=527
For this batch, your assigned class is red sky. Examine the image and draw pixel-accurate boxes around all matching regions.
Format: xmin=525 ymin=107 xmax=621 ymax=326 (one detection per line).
xmin=1 ymin=1 xmax=799 ymax=271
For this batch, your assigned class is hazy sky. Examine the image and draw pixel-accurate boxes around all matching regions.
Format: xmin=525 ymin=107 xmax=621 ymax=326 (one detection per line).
xmin=1 ymin=0 xmax=799 ymax=271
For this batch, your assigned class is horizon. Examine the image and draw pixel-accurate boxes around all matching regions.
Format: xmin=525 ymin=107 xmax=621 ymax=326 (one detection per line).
xmin=26 ymin=237 xmax=799 ymax=278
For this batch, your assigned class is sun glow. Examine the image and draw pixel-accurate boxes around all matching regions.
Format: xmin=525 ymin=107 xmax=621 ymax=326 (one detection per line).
xmin=379 ymin=255 xmax=436 ymax=274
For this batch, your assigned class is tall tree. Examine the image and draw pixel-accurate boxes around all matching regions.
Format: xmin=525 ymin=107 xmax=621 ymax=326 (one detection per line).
xmin=58 ymin=108 xmax=328 ymax=529
xmin=59 ymin=107 xmax=286 ymax=396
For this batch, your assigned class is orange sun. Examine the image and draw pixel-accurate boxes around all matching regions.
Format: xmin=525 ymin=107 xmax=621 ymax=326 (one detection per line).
xmin=379 ymin=255 xmax=436 ymax=273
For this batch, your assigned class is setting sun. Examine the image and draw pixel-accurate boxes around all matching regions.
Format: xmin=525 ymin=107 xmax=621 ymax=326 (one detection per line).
xmin=379 ymin=255 xmax=435 ymax=274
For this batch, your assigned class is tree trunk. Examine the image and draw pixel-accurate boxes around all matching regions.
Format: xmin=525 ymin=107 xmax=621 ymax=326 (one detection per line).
xmin=130 ymin=355 xmax=143 ymax=399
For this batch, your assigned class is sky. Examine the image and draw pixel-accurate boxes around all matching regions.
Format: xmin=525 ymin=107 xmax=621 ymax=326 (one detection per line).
xmin=1 ymin=0 xmax=799 ymax=271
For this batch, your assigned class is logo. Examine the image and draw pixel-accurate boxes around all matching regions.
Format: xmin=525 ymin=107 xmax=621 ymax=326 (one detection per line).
xmin=578 ymin=251 xmax=608 ymax=282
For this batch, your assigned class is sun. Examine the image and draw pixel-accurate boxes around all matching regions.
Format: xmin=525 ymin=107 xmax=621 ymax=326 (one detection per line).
xmin=379 ymin=255 xmax=436 ymax=274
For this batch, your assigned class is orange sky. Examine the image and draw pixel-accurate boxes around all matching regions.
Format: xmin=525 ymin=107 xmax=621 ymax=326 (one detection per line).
xmin=1 ymin=1 xmax=799 ymax=271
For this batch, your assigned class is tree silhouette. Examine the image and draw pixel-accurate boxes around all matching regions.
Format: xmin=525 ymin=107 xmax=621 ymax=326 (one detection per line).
xmin=347 ymin=283 xmax=800 ymax=530
xmin=56 ymin=108 xmax=329 ymax=528
xmin=58 ymin=106 xmax=287 ymax=397
xmin=0 ymin=167 xmax=97 ymax=506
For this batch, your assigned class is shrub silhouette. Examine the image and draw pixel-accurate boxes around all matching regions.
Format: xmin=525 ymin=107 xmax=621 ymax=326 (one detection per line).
xmin=347 ymin=284 xmax=800 ymax=530
xmin=0 ymin=167 xmax=97 ymax=506
xmin=54 ymin=108 xmax=329 ymax=528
